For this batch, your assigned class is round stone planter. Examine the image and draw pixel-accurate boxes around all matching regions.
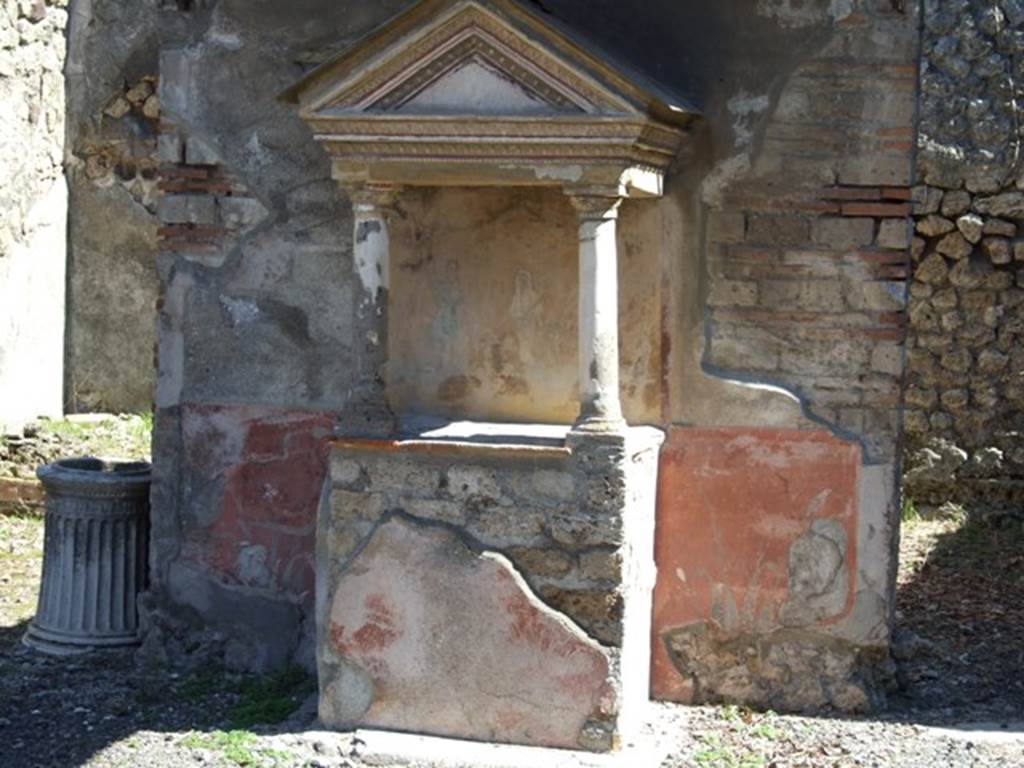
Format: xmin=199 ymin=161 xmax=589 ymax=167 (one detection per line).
xmin=24 ymin=458 xmax=151 ymax=655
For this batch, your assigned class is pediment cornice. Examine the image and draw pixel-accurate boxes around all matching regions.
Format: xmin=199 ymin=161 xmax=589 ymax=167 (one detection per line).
xmin=283 ymin=0 xmax=697 ymax=197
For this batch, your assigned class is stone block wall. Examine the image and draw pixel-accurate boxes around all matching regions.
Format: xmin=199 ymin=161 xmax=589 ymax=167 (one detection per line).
xmin=319 ymin=430 xmax=661 ymax=751
xmin=0 ymin=0 xmax=68 ymax=432
xmin=701 ymin=5 xmax=916 ymax=464
xmin=140 ymin=0 xmax=918 ymax=722
xmin=64 ymin=0 xmax=161 ymax=415
xmin=649 ymin=0 xmax=916 ymax=713
xmin=326 ymin=445 xmax=631 ymax=646
xmin=904 ymin=0 xmax=1024 ymax=508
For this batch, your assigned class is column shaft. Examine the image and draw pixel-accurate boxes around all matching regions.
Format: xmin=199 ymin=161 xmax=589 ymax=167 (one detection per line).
xmin=571 ymin=196 xmax=624 ymax=432
xmin=343 ymin=185 xmax=396 ymax=436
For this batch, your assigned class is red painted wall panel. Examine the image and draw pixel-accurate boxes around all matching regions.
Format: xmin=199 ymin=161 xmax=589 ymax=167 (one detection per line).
xmin=651 ymin=428 xmax=861 ymax=702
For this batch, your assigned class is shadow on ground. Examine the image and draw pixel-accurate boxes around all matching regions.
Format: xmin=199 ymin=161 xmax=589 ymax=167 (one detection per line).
xmin=2 ymin=511 xmax=1024 ymax=767
xmin=0 ymin=617 xmax=317 ymax=768
xmin=887 ymin=509 xmax=1024 ymax=726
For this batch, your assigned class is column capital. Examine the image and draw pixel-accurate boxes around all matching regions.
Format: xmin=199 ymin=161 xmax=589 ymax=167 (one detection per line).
xmin=347 ymin=183 xmax=400 ymax=211
xmin=568 ymin=194 xmax=623 ymax=223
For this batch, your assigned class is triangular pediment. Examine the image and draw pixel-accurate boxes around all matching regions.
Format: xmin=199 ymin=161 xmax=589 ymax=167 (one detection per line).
xmin=285 ymin=0 xmax=690 ymax=120
xmin=282 ymin=0 xmax=697 ymax=196
xmin=394 ymin=58 xmax=571 ymax=116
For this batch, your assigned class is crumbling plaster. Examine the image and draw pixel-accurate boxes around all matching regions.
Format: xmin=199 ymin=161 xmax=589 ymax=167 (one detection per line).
xmin=141 ymin=0 xmax=915 ymax=720
xmin=64 ymin=0 xmax=162 ymax=414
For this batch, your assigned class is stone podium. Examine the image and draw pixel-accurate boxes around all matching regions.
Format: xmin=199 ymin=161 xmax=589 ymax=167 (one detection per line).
xmin=283 ymin=0 xmax=693 ymax=753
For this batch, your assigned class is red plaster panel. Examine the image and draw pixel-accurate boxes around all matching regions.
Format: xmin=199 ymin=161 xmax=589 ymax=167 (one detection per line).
xmin=179 ymin=405 xmax=334 ymax=602
xmin=650 ymin=428 xmax=861 ymax=702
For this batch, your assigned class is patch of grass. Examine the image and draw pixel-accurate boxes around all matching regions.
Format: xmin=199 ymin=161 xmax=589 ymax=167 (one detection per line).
xmin=181 ymin=730 xmax=291 ymax=767
xmin=230 ymin=666 xmax=315 ymax=729
xmin=130 ymin=411 xmax=154 ymax=451
xmin=901 ymin=495 xmax=920 ymax=523
xmin=691 ymin=707 xmax=782 ymax=768
xmin=36 ymin=413 xmax=153 ymax=460
xmin=694 ymin=734 xmax=767 ymax=768
xmin=183 ymin=665 xmax=226 ymax=701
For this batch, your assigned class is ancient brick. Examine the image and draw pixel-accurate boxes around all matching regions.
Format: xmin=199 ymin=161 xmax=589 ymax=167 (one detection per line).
xmin=747 ymin=215 xmax=811 ymax=246
xmin=848 ymin=281 xmax=906 ymax=312
xmin=157 ymin=133 xmax=183 ymax=164
xmin=159 ymin=194 xmax=217 ymax=225
xmin=708 ymin=334 xmax=780 ymax=372
xmin=838 ymin=153 xmax=912 ymax=186
xmin=760 ymin=280 xmax=844 ymax=310
xmin=840 ymin=202 xmax=910 ymax=217
xmin=708 ymin=211 xmax=746 ymax=244
xmin=812 ymin=217 xmax=875 ymax=249
xmin=709 ymin=279 xmax=758 ymax=307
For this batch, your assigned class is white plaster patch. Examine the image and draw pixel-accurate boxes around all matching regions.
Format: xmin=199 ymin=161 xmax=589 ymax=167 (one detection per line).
xmin=727 ymin=91 xmax=771 ymax=147
xmin=354 ymin=223 xmax=389 ymax=299
xmin=831 ymin=0 xmax=855 ymax=21
xmin=719 ymin=377 xmax=803 ymax=406
xmin=701 ymin=154 xmax=752 ymax=208
xmin=155 ymin=271 xmax=194 ymax=410
xmin=207 ymin=8 xmax=244 ymax=50
xmin=220 ymin=296 xmax=260 ymax=325
xmin=237 ymin=544 xmax=272 ymax=588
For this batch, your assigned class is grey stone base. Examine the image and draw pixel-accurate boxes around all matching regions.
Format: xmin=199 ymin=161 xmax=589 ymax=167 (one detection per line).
xmin=663 ymin=623 xmax=894 ymax=714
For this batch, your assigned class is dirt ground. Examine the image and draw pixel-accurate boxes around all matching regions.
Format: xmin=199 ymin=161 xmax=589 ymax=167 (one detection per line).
xmin=1 ymin=439 xmax=1023 ymax=766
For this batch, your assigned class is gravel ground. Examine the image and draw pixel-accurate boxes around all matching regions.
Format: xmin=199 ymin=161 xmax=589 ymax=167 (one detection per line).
xmin=1 ymin=510 xmax=1023 ymax=767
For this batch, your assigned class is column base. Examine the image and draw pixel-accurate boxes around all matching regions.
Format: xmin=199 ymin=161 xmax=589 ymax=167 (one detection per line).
xmin=569 ymin=416 xmax=627 ymax=443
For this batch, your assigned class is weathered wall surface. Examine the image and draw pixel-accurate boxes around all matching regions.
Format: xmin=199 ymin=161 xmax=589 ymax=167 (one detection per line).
xmin=905 ymin=0 xmax=1024 ymax=509
xmin=145 ymin=0 xmax=412 ymax=671
xmin=144 ymin=0 xmax=916 ymax=718
xmin=318 ymin=432 xmax=660 ymax=750
xmin=0 ymin=0 xmax=68 ymax=433
xmin=640 ymin=0 xmax=917 ymax=712
xmin=63 ymin=0 xmax=161 ymax=415
xmin=389 ymin=187 xmax=662 ymax=426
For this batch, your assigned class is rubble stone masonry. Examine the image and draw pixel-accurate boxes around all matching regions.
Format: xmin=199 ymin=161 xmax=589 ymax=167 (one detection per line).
xmin=906 ymin=0 xmax=1024 ymax=509
xmin=0 ymin=0 xmax=68 ymax=432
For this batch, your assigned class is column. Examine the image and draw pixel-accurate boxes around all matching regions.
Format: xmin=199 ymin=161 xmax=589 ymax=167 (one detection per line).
xmin=341 ymin=184 xmax=397 ymax=437
xmin=570 ymin=194 xmax=625 ymax=433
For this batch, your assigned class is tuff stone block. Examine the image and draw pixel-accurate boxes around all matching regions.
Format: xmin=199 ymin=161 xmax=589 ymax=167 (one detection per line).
xmin=320 ymin=429 xmax=663 ymax=750
xmin=812 ymin=217 xmax=875 ymax=249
